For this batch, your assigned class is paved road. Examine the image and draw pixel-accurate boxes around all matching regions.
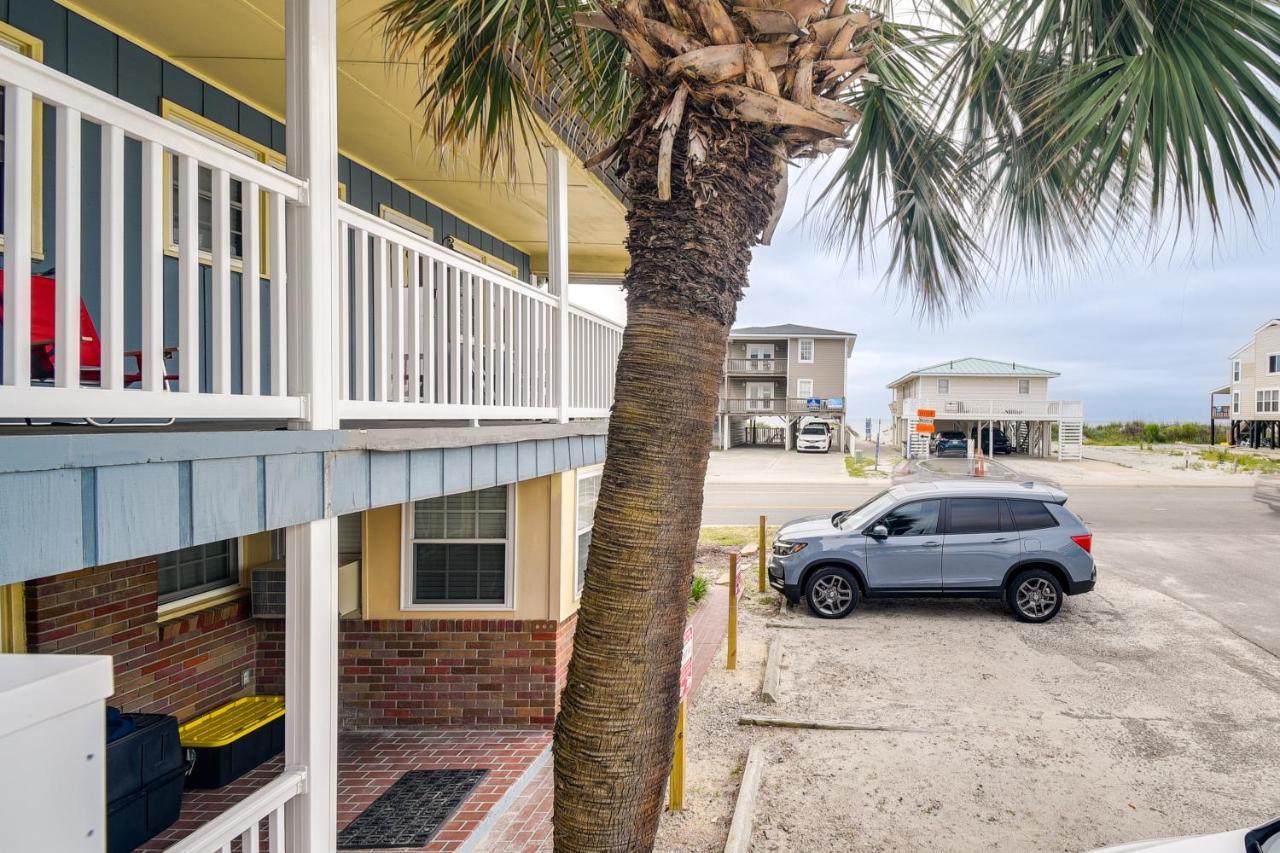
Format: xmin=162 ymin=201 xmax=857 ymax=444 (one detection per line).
xmin=702 ymin=478 xmax=1280 ymax=657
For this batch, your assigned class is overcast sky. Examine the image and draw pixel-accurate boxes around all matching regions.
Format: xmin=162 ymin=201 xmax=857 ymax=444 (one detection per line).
xmin=574 ymin=164 xmax=1278 ymax=427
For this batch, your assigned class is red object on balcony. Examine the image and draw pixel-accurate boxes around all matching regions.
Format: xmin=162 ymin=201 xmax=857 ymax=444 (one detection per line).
xmin=1070 ymin=533 xmax=1093 ymax=554
xmin=0 ymin=270 xmax=176 ymax=385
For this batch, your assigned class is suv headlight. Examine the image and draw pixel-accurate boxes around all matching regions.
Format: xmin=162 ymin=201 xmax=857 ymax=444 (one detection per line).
xmin=773 ymin=540 xmax=807 ymax=556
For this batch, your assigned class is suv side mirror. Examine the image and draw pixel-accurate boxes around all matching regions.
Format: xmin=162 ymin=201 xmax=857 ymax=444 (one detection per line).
xmin=868 ymin=523 xmax=889 ymax=540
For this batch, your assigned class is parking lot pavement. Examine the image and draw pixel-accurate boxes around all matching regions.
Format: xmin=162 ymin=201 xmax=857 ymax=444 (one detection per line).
xmin=707 ymin=446 xmax=855 ymax=484
xmin=655 ymin=575 xmax=1280 ymax=853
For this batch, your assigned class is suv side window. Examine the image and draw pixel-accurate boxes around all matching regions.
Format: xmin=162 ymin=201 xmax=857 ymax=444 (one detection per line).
xmin=876 ymin=500 xmax=941 ymax=537
xmin=1008 ymin=499 xmax=1059 ymax=531
xmin=945 ymin=498 xmax=1004 ymax=534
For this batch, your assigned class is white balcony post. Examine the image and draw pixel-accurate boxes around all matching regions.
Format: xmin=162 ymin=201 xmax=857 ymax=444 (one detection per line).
xmin=545 ymin=146 xmax=570 ymax=423
xmin=283 ymin=0 xmax=341 ymax=850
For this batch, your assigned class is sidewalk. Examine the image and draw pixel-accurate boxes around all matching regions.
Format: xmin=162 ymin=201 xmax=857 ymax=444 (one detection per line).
xmin=472 ymin=586 xmax=731 ymax=852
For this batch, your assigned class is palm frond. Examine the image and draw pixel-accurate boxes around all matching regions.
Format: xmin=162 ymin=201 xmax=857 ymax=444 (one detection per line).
xmin=378 ymin=0 xmax=634 ymax=170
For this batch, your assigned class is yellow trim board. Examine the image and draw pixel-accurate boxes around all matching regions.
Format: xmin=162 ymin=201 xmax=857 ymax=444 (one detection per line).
xmin=0 ymin=582 xmax=27 ymax=653
xmin=0 ymin=20 xmax=45 ymax=261
xmin=448 ymin=236 xmax=521 ymax=279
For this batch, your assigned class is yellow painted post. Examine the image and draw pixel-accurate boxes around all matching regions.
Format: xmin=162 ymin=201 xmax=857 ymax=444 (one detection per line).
xmin=758 ymin=514 xmax=767 ymax=593
xmin=728 ymin=552 xmax=738 ymax=670
xmin=668 ymin=700 xmax=686 ymax=809
xmin=668 ymin=699 xmax=687 ymax=810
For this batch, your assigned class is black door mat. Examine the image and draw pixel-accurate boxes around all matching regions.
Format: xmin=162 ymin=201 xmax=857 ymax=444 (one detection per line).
xmin=337 ymin=768 xmax=488 ymax=850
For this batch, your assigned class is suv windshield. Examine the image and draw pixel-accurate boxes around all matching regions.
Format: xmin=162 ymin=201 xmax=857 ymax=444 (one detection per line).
xmin=834 ymin=491 xmax=897 ymax=530
xmin=939 ymin=432 xmax=965 ymax=440
xmin=801 ymin=426 xmax=826 ymax=435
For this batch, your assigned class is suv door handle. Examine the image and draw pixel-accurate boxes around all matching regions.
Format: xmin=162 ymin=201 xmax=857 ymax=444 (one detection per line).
xmin=991 ymin=536 xmax=1012 ymax=543
xmin=922 ymin=541 xmax=941 ymax=548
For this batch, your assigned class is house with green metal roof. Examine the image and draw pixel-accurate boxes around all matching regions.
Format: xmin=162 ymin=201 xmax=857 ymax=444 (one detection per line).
xmin=887 ymin=358 xmax=1083 ymax=461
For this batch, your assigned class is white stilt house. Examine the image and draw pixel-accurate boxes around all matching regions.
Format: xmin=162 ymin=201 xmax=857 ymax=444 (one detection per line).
xmin=888 ymin=358 xmax=1084 ymax=462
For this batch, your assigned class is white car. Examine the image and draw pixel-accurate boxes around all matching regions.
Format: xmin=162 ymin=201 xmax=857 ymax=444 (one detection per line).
xmin=795 ymin=424 xmax=831 ymax=453
xmin=1090 ymin=818 xmax=1279 ymax=852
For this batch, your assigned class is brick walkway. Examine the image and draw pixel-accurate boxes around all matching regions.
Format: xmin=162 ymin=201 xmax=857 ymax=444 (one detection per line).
xmin=474 ymin=588 xmax=731 ymax=852
xmin=139 ymin=729 xmax=550 ymax=852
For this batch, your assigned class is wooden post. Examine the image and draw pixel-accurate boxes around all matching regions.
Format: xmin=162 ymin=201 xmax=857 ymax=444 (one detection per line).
xmin=757 ymin=515 xmax=767 ymax=593
xmin=667 ymin=700 xmax=687 ymax=811
xmin=728 ymin=552 xmax=738 ymax=670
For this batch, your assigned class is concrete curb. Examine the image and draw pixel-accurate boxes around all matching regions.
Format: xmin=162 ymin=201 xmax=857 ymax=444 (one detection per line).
xmin=459 ymin=744 xmax=551 ymax=853
xmin=761 ymin=637 xmax=782 ymax=704
xmin=723 ymin=745 xmax=765 ymax=853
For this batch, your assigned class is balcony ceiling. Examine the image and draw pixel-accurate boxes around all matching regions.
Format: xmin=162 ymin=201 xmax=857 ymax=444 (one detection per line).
xmin=63 ymin=0 xmax=630 ymax=275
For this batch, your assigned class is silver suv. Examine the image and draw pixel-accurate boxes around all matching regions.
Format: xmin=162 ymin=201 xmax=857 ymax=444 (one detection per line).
xmin=768 ymin=480 xmax=1095 ymax=622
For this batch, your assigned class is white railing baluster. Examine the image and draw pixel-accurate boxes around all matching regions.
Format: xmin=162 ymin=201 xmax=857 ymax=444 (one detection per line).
xmin=407 ymin=250 xmax=421 ymax=404
xmin=99 ymin=123 xmax=125 ymax=390
xmin=177 ymin=154 xmax=200 ymax=393
xmin=211 ymin=168 xmax=232 ymax=393
xmin=241 ymin=179 xmax=262 ymax=396
xmin=390 ymin=242 xmax=405 ymax=403
xmin=269 ymin=192 xmax=289 ymax=399
xmin=140 ymin=139 xmax=165 ymax=393
xmin=269 ymin=804 xmax=284 ymax=851
xmin=338 ymin=222 xmax=349 ymax=400
xmin=435 ymin=260 xmax=447 ymax=403
xmin=465 ymin=271 xmax=473 ymax=405
xmin=241 ymin=823 xmax=260 ymax=853
xmin=485 ymin=280 xmax=496 ymax=406
xmin=425 ymin=257 xmax=437 ymax=403
xmin=449 ymin=267 xmax=461 ymax=404
xmin=372 ymin=235 xmax=388 ymax=401
xmin=54 ymin=106 xmax=82 ymax=388
xmin=353 ymin=228 xmax=369 ymax=401
xmin=2 ymin=84 xmax=33 ymax=386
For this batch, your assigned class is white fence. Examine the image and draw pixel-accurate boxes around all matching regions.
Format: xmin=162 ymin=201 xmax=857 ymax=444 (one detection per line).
xmin=164 ymin=767 xmax=306 ymax=853
xmin=0 ymin=49 xmax=623 ymax=426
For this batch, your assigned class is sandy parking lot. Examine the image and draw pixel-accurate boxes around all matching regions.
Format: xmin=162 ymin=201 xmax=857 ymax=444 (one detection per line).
xmin=655 ymin=574 xmax=1280 ymax=852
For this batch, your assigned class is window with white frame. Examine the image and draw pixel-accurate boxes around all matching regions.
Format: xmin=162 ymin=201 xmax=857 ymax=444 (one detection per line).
xmin=1233 ymin=360 xmax=1242 ymax=383
xmin=1258 ymin=389 xmax=1280 ymax=414
xmin=405 ymin=486 xmax=512 ymax=606
xmin=576 ymin=468 xmax=602 ymax=596
xmin=798 ymin=338 xmax=815 ymax=363
xmin=1269 ymin=354 xmax=1280 ymax=375
xmin=1233 ymin=391 xmax=1240 ymax=414
xmin=937 ymin=378 xmax=949 ymax=394
xmin=797 ymin=378 xmax=814 ymax=399
xmin=156 ymin=540 xmax=239 ymax=605
xmin=1018 ymin=379 xmax=1031 ymax=395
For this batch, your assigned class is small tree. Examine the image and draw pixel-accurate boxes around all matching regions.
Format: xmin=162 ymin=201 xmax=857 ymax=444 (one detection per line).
xmin=377 ymin=1 xmax=1280 ymax=849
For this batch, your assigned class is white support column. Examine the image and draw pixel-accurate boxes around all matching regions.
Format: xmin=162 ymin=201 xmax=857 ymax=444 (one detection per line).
xmin=283 ymin=1 xmax=341 ymax=850
xmin=545 ymin=146 xmax=571 ymax=423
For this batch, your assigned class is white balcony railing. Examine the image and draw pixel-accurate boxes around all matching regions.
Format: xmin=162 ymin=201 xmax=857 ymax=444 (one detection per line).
xmin=164 ymin=767 xmax=306 ymax=853
xmin=0 ymin=48 xmax=623 ymax=426
xmin=0 ymin=48 xmax=307 ymax=421
xmin=903 ymin=397 xmax=1084 ymax=419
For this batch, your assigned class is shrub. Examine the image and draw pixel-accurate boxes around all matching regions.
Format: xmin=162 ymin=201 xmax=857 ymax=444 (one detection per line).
xmin=689 ymin=575 xmax=710 ymax=606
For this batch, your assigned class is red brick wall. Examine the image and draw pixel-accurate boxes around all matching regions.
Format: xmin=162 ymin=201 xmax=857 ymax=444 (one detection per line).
xmin=25 ymin=558 xmax=259 ymax=722
xmin=554 ymin=613 xmax=577 ymax=713
xmin=330 ymin=618 xmax=563 ymax=729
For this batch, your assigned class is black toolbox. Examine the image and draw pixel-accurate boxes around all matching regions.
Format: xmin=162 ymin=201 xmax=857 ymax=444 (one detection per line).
xmin=106 ymin=712 xmax=185 ymax=853
xmin=106 ymin=765 xmax=186 ymax=853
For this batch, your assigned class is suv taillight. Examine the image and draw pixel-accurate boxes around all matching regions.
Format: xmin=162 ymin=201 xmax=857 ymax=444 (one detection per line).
xmin=1070 ymin=533 xmax=1092 ymax=554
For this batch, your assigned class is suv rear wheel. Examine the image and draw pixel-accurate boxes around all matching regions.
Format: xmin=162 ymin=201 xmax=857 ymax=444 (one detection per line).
xmin=1006 ymin=569 xmax=1063 ymax=623
xmin=805 ymin=566 xmax=860 ymax=619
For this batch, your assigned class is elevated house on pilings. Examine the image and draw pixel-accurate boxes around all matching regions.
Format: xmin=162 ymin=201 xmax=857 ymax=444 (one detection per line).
xmin=887 ymin=358 xmax=1085 ymax=462
xmin=1216 ymin=319 xmax=1280 ymax=448
xmin=0 ymin=1 xmax=628 ymax=849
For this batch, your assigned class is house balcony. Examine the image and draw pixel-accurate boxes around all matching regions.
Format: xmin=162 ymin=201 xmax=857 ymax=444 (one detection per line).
xmin=724 ymin=357 xmax=786 ymax=375
xmin=1211 ymin=405 xmax=1232 ymax=420
xmin=0 ymin=48 xmax=622 ymax=429
xmin=901 ymin=397 xmax=1084 ymax=420
xmin=721 ymin=397 xmax=846 ymax=416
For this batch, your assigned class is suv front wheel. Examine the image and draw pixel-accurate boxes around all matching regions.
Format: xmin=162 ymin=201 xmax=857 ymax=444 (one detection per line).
xmin=1006 ymin=569 xmax=1063 ymax=623
xmin=805 ymin=566 xmax=860 ymax=619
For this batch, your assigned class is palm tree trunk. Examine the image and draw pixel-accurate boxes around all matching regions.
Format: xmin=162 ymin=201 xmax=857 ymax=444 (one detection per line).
xmin=553 ymin=121 xmax=776 ymax=851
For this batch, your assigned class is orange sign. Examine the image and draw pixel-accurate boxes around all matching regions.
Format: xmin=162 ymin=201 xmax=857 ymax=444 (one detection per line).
xmin=915 ymin=422 xmax=936 ymax=433
xmin=916 ymin=408 xmax=936 ymax=419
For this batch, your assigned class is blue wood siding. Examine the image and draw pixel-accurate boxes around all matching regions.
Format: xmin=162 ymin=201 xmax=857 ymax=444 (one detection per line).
xmin=0 ymin=429 xmax=607 ymax=583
